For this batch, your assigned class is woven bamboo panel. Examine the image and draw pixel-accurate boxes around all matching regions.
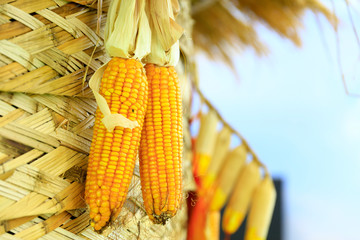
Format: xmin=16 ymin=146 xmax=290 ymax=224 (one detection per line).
xmin=0 ymin=0 xmax=194 ymax=239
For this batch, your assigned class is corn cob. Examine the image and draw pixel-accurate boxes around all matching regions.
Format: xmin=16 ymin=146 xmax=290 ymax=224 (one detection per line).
xmin=245 ymin=176 xmax=276 ymax=240
xmin=222 ymin=161 xmax=261 ymax=234
xmin=202 ymin=126 xmax=232 ymax=192
xmin=85 ymin=57 xmax=148 ymax=231
xmin=209 ymin=144 xmax=247 ymax=211
xmin=193 ymin=110 xmax=219 ymax=178
xmin=139 ymin=63 xmax=183 ymax=224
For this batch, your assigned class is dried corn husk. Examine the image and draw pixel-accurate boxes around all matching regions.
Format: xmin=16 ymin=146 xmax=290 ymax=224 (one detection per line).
xmin=202 ymin=126 xmax=232 ymax=191
xmin=222 ymin=161 xmax=261 ymax=234
xmin=194 ymin=110 xmax=219 ymax=177
xmin=88 ymin=63 xmax=139 ymax=132
xmin=245 ymin=175 xmax=276 ymax=240
xmin=105 ymin=0 xmax=151 ymax=59
xmin=145 ymin=0 xmax=184 ymax=66
xmin=210 ymin=144 xmax=247 ymax=211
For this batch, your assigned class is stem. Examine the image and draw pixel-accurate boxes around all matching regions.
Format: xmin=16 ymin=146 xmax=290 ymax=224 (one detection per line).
xmin=344 ymin=0 xmax=360 ymax=48
xmin=331 ymin=0 xmax=360 ymax=97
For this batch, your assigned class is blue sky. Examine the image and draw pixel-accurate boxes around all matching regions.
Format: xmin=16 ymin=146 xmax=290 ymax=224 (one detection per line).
xmin=196 ymin=1 xmax=360 ymax=239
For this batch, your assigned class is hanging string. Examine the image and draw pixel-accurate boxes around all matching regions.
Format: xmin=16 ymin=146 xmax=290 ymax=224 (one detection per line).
xmin=190 ymin=62 xmax=269 ymax=176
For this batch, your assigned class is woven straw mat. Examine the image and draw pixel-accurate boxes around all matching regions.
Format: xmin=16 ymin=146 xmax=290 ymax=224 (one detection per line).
xmin=0 ymin=0 xmax=191 ymax=239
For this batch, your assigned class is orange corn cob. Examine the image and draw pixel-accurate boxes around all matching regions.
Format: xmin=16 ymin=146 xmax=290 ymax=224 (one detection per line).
xmin=85 ymin=57 xmax=148 ymax=231
xmin=139 ymin=63 xmax=183 ymax=224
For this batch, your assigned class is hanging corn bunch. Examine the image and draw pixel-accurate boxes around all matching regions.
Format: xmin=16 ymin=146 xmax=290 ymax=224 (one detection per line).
xmin=85 ymin=0 xmax=151 ymax=232
xmin=139 ymin=0 xmax=184 ymax=224
xmin=187 ymin=78 xmax=277 ymax=240
xmin=245 ymin=176 xmax=277 ymax=240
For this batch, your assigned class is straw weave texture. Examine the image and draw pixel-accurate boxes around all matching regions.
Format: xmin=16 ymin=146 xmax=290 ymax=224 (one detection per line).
xmin=0 ymin=0 xmax=193 ymax=239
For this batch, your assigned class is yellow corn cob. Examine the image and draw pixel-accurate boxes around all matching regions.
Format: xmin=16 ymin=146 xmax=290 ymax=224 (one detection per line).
xmin=245 ymin=176 xmax=276 ymax=240
xmin=139 ymin=63 xmax=183 ymax=224
xmin=202 ymin=126 xmax=232 ymax=192
xmin=85 ymin=57 xmax=148 ymax=231
xmin=194 ymin=110 xmax=218 ymax=177
xmin=209 ymin=144 xmax=247 ymax=211
xmin=222 ymin=161 xmax=261 ymax=235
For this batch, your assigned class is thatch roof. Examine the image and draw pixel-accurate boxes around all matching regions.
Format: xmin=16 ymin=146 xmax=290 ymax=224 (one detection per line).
xmin=191 ymin=0 xmax=335 ymax=68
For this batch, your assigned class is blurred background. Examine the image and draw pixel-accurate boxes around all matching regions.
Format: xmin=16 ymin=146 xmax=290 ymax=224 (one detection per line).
xmin=195 ymin=1 xmax=360 ymax=239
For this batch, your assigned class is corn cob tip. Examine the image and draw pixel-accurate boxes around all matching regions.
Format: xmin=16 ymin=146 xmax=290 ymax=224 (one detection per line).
xmin=245 ymin=227 xmax=265 ymax=240
xmin=210 ymin=188 xmax=227 ymax=211
xmin=90 ymin=220 xmax=107 ymax=233
xmin=150 ymin=211 xmax=175 ymax=225
xmin=222 ymin=207 xmax=245 ymax=234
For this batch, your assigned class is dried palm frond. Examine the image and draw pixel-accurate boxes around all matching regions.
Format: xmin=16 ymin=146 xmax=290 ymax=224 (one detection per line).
xmin=234 ymin=0 xmax=335 ymax=45
xmin=192 ymin=1 xmax=265 ymax=70
xmin=191 ymin=0 xmax=336 ymax=67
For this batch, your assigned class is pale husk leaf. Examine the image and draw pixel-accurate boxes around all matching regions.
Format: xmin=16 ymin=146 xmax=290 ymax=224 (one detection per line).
xmin=105 ymin=0 xmax=151 ymax=59
xmin=209 ymin=144 xmax=247 ymax=211
xmin=88 ymin=62 xmax=139 ymax=132
xmin=202 ymin=126 xmax=232 ymax=190
xmin=145 ymin=0 xmax=183 ymax=66
xmin=195 ymin=110 xmax=219 ymax=156
xmin=208 ymin=126 xmax=232 ymax=175
xmin=226 ymin=161 xmax=261 ymax=213
xmin=134 ymin=1 xmax=152 ymax=59
xmin=245 ymin=176 xmax=276 ymax=239
xmin=171 ymin=0 xmax=180 ymax=17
